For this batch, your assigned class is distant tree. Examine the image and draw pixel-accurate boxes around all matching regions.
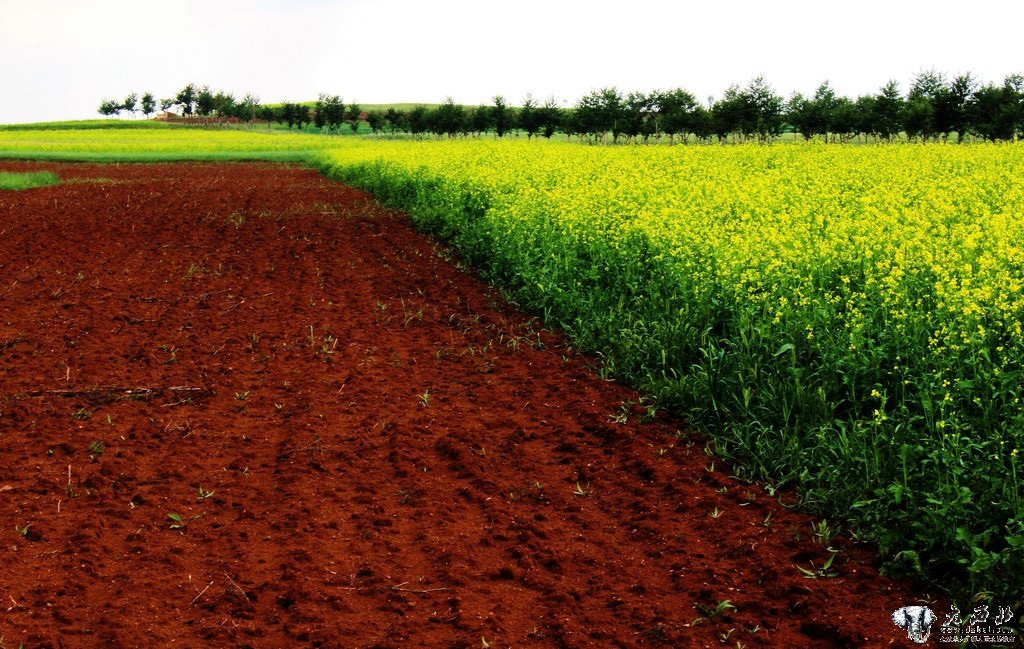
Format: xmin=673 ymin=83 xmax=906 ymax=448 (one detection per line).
xmin=659 ymin=88 xmax=698 ymax=143
xmin=873 ymin=81 xmax=904 ymax=141
xmin=690 ymin=104 xmax=713 ymax=141
xmin=236 ymin=93 xmax=259 ymax=122
xmin=98 ymin=99 xmax=120 ymax=117
xmin=384 ymin=107 xmax=407 ymax=134
xmin=408 ymin=105 xmax=430 ymax=136
xmin=281 ymin=102 xmax=297 ymax=128
xmin=492 ymin=95 xmax=513 ymax=137
xmin=346 ymin=102 xmax=362 ymax=134
xmin=815 ymin=82 xmax=843 ymax=140
xmin=195 ymin=86 xmax=215 ymax=117
xmin=853 ymin=95 xmax=876 ymax=141
xmin=121 ymin=93 xmax=138 ymax=118
xmin=213 ymin=91 xmax=237 ymax=118
xmin=140 ymin=92 xmax=156 ymax=118
xmin=469 ymin=104 xmax=492 ymax=137
xmin=830 ymin=97 xmax=859 ymax=141
xmin=711 ymin=86 xmax=746 ymax=141
xmin=742 ymin=76 xmax=784 ymax=141
xmin=573 ymin=87 xmax=624 ymax=141
xmin=257 ymin=105 xmax=277 ymax=123
xmin=946 ymin=73 xmax=977 ymax=142
xmin=905 ymin=69 xmax=946 ymax=141
xmin=175 ymin=83 xmax=197 ymax=116
xmin=433 ymin=97 xmax=466 ymax=137
xmin=159 ymin=97 xmax=175 ymax=112
xmin=537 ymin=96 xmax=563 ymax=138
xmin=294 ymin=104 xmax=310 ymax=129
xmin=314 ymin=97 xmax=327 ymax=129
xmin=787 ymin=93 xmax=814 ymax=140
xmin=519 ymin=94 xmax=543 ymax=138
xmin=366 ymin=111 xmax=385 ymax=135
xmin=621 ymin=91 xmax=651 ymax=141
xmin=321 ymin=95 xmax=345 ymax=131
xmin=970 ymin=76 xmax=1021 ymax=141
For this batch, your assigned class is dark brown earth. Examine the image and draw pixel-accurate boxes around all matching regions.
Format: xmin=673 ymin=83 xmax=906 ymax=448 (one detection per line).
xmin=0 ymin=161 xmax=934 ymax=648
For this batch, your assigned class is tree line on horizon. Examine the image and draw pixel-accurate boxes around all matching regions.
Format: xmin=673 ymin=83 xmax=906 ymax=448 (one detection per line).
xmin=99 ymin=71 xmax=1024 ymax=143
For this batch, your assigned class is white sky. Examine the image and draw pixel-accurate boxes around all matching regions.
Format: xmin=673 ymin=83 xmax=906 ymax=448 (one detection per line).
xmin=1 ymin=0 xmax=1022 ymax=123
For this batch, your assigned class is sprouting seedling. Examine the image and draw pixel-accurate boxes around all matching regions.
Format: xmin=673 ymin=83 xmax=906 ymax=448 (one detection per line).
xmin=197 ymin=486 xmax=215 ymax=500
xmin=811 ymin=519 xmax=834 ymax=547
xmin=573 ymin=481 xmax=591 ymax=497
xmin=71 ymin=408 xmax=92 ymax=421
xmin=235 ymin=391 xmax=250 ymax=401
xmin=167 ymin=512 xmax=204 ymax=531
xmin=419 ymin=390 xmax=430 ymax=407
xmin=797 ymin=551 xmax=839 ymax=579
xmin=15 ymin=524 xmax=30 ymax=537
xmin=694 ymin=599 xmax=736 ymax=623
xmin=89 ymin=440 xmax=105 ymax=460
xmin=320 ymin=335 xmax=337 ymax=355
xmin=709 ymin=507 xmax=723 ymax=519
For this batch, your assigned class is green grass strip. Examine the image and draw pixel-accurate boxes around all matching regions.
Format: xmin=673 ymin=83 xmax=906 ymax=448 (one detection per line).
xmin=0 ymin=170 xmax=60 ymax=190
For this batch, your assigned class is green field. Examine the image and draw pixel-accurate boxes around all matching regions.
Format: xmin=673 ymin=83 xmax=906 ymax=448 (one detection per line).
xmin=2 ymin=126 xmax=1021 ymax=601
xmin=0 ymin=170 xmax=60 ymax=190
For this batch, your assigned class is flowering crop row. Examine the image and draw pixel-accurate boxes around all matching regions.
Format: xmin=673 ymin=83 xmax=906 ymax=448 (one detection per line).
xmin=315 ymin=140 xmax=1024 ymax=597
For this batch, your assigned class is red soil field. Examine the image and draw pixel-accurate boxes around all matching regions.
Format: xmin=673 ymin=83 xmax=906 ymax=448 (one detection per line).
xmin=0 ymin=162 xmax=931 ymax=648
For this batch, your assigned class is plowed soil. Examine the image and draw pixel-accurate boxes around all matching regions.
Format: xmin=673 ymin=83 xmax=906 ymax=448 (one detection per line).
xmin=0 ymin=161 xmax=929 ymax=648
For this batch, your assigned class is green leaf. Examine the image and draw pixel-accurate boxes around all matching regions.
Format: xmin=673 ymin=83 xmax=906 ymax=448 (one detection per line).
xmin=773 ymin=343 xmax=794 ymax=358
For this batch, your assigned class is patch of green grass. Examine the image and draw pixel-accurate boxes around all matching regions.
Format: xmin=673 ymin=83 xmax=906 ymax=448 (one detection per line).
xmin=0 ymin=170 xmax=59 ymax=190
xmin=0 ymin=119 xmax=172 ymax=131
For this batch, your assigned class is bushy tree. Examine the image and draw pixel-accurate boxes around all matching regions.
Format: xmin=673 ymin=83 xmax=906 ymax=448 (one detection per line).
xmin=366 ymin=111 xmax=385 ymax=134
xmin=573 ymin=87 xmax=624 ymax=141
xmin=711 ymin=86 xmax=746 ymax=141
xmin=970 ymin=76 xmax=1022 ymax=141
xmin=98 ymin=99 xmax=120 ymax=117
xmin=141 ymin=92 xmax=156 ymax=118
xmin=519 ymin=94 xmax=543 ymax=138
xmin=121 ymin=93 xmax=138 ymax=117
xmin=469 ymin=104 xmax=493 ymax=137
xmin=346 ymin=102 xmax=362 ymax=134
xmin=946 ymin=73 xmax=977 ymax=142
xmin=384 ymin=108 xmax=407 ymax=134
xmin=853 ymin=95 xmax=877 ymax=140
xmin=743 ymin=76 xmax=784 ymax=141
xmin=321 ymin=95 xmax=345 ymax=131
xmin=492 ymin=95 xmax=513 ymax=137
xmin=257 ymin=105 xmax=277 ymax=123
xmin=873 ymin=81 xmax=904 ymax=141
xmin=313 ymin=97 xmax=328 ymax=128
xmin=236 ymin=93 xmax=259 ymax=122
xmin=175 ymin=83 xmax=197 ymax=116
xmin=408 ymin=105 xmax=430 ymax=136
xmin=213 ymin=91 xmax=237 ymax=118
xmin=432 ymin=97 xmax=465 ymax=137
xmin=193 ymin=86 xmax=214 ymax=117
xmin=280 ymin=102 xmax=297 ymax=128
xmin=904 ymin=69 xmax=946 ymax=141
xmin=296 ymin=104 xmax=311 ymax=129
xmin=659 ymin=88 xmax=698 ymax=143
xmin=537 ymin=96 xmax=563 ymax=139
xmin=788 ymin=81 xmax=838 ymax=141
